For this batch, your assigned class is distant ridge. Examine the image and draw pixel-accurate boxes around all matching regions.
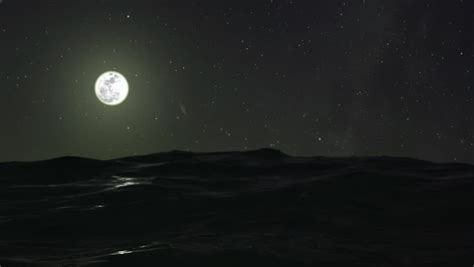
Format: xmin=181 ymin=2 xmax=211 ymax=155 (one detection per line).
xmin=116 ymin=148 xmax=288 ymax=162
xmin=0 ymin=148 xmax=471 ymax=166
xmin=1 ymin=149 xmax=473 ymax=185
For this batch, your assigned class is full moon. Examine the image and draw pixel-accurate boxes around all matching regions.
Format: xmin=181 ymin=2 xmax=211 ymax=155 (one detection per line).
xmin=95 ymin=71 xmax=129 ymax=106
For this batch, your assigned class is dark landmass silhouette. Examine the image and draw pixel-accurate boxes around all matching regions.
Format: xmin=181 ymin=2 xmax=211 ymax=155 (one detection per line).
xmin=0 ymin=149 xmax=473 ymax=266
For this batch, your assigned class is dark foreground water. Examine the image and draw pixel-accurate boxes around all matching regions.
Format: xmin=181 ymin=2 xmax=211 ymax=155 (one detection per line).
xmin=0 ymin=149 xmax=473 ymax=266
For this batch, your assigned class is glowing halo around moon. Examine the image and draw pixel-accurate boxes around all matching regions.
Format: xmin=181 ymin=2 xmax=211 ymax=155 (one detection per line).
xmin=95 ymin=71 xmax=129 ymax=106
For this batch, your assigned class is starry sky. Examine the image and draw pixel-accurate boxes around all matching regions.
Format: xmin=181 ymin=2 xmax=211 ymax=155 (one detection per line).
xmin=0 ymin=0 xmax=473 ymax=162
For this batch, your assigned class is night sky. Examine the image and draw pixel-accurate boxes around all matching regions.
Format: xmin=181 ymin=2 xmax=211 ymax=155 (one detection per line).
xmin=0 ymin=0 xmax=473 ymax=162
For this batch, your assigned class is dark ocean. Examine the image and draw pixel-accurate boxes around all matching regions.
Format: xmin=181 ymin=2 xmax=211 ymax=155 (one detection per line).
xmin=0 ymin=149 xmax=473 ymax=266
